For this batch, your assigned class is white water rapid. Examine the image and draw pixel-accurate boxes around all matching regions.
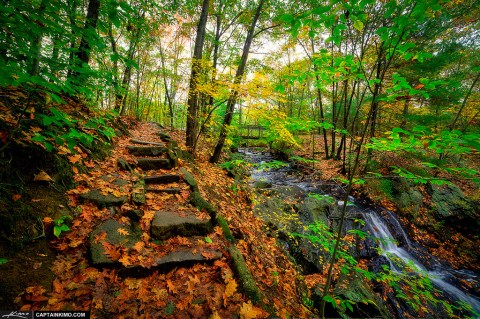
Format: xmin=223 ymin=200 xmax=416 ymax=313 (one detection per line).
xmin=364 ymin=211 xmax=480 ymax=316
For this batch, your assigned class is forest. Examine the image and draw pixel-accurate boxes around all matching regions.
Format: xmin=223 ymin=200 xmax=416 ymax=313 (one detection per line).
xmin=0 ymin=0 xmax=479 ymax=318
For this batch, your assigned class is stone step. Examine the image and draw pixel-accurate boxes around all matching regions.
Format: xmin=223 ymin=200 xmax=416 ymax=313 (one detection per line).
xmin=137 ymin=158 xmax=172 ymax=170
xmin=146 ymin=187 xmax=182 ymax=194
xmin=156 ymin=132 xmax=171 ymax=142
xmin=127 ymin=145 xmax=168 ymax=156
xmin=119 ymin=248 xmax=223 ymax=277
xmin=144 ymin=174 xmax=181 ymax=185
xmin=81 ymin=189 xmax=128 ymax=208
xmin=89 ymin=219 xmax=142 ymax=266
xmin=151 ymin=209 xmax=212 ymax=240
xmin=89 ymin=219 xmax=222 ymax=272
xmin=130 ymin=139 xmax=165 ymax=146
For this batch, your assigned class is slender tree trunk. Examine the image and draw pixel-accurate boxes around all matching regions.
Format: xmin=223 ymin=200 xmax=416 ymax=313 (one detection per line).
xmin=30 ymin=0 xmax=48 ymax=76
xmin=186 ymin=0 xmax=210 ymax=151
xmin=210 ymin=0 xmax=266 ymax=163
xmin=449 ymin=72 xmax=479 ymax=131
xmin=159 ymin=41 xmax=174 ymax=130
xmin=67 ymin=0 xmax=101 ymax=81
xmin=311 ymin=39 xmax=329 ymax=157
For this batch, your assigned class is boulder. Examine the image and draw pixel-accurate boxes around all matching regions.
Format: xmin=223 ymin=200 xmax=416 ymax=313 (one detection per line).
xmin=252 ymin=180 xmax=272 ymax=189
xmin=298 ymin=196 xmax=330 ymax=224
xmin=429 ymin=184 xmax=476 ymax=221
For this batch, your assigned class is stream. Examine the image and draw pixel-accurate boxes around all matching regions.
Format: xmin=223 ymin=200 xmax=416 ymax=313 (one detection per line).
xmin=239 ymin=148 xmax=480 ymax=318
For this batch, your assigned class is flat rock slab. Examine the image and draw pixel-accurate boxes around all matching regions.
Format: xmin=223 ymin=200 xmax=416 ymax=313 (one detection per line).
xmin=89 ymin=219 xmax=142 ymax=266
xmin=154 ymin=249 xmax=221 ymax=266
xmin=137 ymin=158 xmax=172 ymax=170
xmin=127 ymin=145 xmax=168 ymax=156
xmin=151 ymin=210 xmax=212 ymax=240
xmin=100 ymin=175 xmax=129 ymax=187
xmin=118 ymin=248 xmax=223 ymax=277
xmin=130 ymin=139 xmax=165 ymax=146
xmin=81 ymin=189 xmax=128 ymax=207
xmin=144 ymin=174 xmax=181 ymax=184
xmin=146 ymin=187 xmax=182 ymax=194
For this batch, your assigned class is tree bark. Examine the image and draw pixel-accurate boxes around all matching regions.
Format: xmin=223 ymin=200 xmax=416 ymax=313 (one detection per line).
xmin=186 ymin=0 xmax=210 ymax=151
xmin=210 ymin=0 xmax=265 ymax=163
xmin=67 ymin=0 xmax=101 ymax=81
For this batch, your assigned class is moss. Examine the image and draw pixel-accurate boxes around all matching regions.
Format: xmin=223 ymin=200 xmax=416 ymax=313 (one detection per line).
xmin=216 ymin=214 xmax=235 ymax=244
xmin=228 ymin=245 xmax=263 ymax=304
xmin=189 ymin=191 xmax=216 ymax=219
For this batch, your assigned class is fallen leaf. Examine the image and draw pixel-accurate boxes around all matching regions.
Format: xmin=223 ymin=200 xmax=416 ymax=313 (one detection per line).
xmin=166 ymin=279 xmax=177 ymax=294
xmin=72 ymin=166 xmax=79 ymax=174
xmin=34 ymin=171 xmax=53 ymax=182
xmin=42 ymin=217 xmax=53 ymax=224
xmin=117 ymin=228 xmax=129 ymax=236
xmin=85 ymin=160 xmax=95 ymax=168
xmin=223 ymin=278 xmax=237 ymax=300
xmin=239 ymin=301 xmax=263 ymax=319
xmin=68 ymin=154 xmax=82 ymax=164
xmin=12 ymin=194 xmax=22 ymax=201
xmin=132 ymin=241 xmax=145 ymax=252
xmin=33 ymin=262 xmax=42 ymax=270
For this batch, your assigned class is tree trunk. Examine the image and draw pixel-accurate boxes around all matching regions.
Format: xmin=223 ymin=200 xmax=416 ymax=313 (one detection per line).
xmin=159 ymin=41 xmax=174 ymax=130
xmin=210 ymin=0 xmax=266 ymax=163
xmin=186 ymin=0 xmax=210 ymax=151
xmin=67 ymin=0 xmax=101 ymax=81
xmin=30 ymin=0 xmax=48 ymax=76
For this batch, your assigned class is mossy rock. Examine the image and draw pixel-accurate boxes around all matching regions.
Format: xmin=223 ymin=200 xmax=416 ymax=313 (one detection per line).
xmin=429 ymin=184 xmax=476 ymax=221
xmin=252 ymin=180 xmax=272 ymax=189
xmin=312 ymin=272 xmax=391 ymax=319
xmin=228 ymin=245 xmax=263 ymax=304
xmin=189 ymin=191 xmax=216 ymax=219
xmin=179 ymin=167 xmax=199 ymax=192
xmin=131 ymin=180 xmax=146 ymax=205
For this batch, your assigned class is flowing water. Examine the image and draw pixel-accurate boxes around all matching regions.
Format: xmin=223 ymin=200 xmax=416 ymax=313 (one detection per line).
xmin=239 ymin=148 xmax=480 ymax=318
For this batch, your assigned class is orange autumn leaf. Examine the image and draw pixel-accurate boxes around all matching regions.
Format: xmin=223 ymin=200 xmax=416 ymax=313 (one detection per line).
xmin=119 ymin=255 xmax=132 ymax=267
xmin=132 ymin=241 xmax=145 ymax=252
xmin=43 ymin=217 xmax=53 ymax=224
xmin=117 ymin=228 xmax=129 ymax=236
xmin=68 ymin=154 xmax=82 ymax=164
xmin=166 ymin=279 xmax=177 ymax=294
xmin=223 ymin=278 xmax=237 ymax=301
xmin=239 ymin=301 xmax=264 ymax=319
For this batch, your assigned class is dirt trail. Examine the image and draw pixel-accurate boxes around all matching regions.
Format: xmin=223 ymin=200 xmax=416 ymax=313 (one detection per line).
xmin=7 ymin=122 xmax=310 ymax=318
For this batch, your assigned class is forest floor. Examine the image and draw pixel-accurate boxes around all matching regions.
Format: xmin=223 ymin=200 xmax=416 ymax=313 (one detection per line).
xmin=0 ymin=87 xmax=478 ymax=318
xmin=0 ymin=120 xmax=312 ymax=318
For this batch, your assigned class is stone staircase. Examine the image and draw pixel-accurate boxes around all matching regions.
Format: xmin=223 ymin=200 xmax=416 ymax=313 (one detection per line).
xmin=84 ymin=127 xmax=222 ymax=275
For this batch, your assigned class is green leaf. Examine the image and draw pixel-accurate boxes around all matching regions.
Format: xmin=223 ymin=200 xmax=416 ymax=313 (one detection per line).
xmin=204 ymin=237 xmax=213 ymax=244
xmin=54 ymin=224 xmax=70 ymax=237
xmin=312 ymin=6 xmax=330 ymax=15
xmin=353 ymin=20 xmax=364 ymax=31
xmin=0 ymin=258 xmax=8 ymax=265
xmin=279 ymin=14 xmax=294 ymax=24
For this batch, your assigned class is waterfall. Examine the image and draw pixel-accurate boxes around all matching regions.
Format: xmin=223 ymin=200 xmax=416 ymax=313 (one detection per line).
xmin=364 ymin=210 xmax=480 ymax=316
